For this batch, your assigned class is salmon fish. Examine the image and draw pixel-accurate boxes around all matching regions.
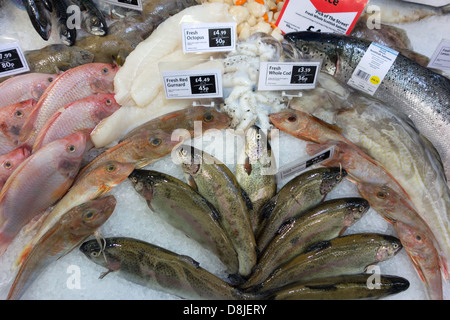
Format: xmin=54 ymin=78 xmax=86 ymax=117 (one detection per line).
xmin=19 ymin=63 xmax=118 ymax=145
xmin=0 ymin=132 xmax=88 ymax=256
xmin=0 ymin=73 xmax=56 ymax=108
xmin=32 ymin=93 xmax=121 ymax=151
xmin=0 ymin=145 xmax=32 ymax=191
xmin=7 ymin=195 xmax=117 ymax=300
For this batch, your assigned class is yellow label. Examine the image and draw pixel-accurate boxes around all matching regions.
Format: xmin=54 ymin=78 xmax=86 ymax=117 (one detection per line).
xmin=370 ymin=76 xmax=380 ymax=85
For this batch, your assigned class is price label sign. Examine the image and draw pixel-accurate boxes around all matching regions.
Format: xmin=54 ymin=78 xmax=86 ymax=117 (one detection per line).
xmin=100 ymin=0 xmax=143 ymax=11
xmin=0 ymin=43 xmax=29 ymax=77
xmin=258 ymin=61 xmax=321 ymax=90
xmin=182 ymin=23 xmax=236 ymax=53
xmin=162 ymin=69 xmax=223 ymax=99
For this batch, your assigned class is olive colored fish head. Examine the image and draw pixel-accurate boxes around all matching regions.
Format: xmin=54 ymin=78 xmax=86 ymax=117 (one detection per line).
xmin=175 ymin=145 xmax=205 ymax=177
xmin=374 ymin=235 xmax=403 ymax=263
xmin=67 ymin=195 xmax=117 ymax=236
xmin=133 ymin=129 xmax=182 ymax=163
xmin=80 ymin=237 xmax=126 ymax=271
xmin=319 ymin=167 xmax=347 ymax=195
xmin=90 ymin=63 xmax=119 ymax=93
xmin=128 ymin=169 xmax=156 ymax=204
xmin=284 ymin=32 xmax=339 ymax=75
xmin=342 ymin=197 xmax=370 ymax=227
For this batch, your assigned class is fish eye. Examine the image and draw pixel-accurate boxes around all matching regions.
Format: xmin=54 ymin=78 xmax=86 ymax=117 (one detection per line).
xmin=203 ymin=114 xmax=214 ymax=122
xmin=83 ymin=209 xmax=96 ymax=221
xmin=415 ymin=235 xmax=422 ymax=242
xmin=105 ymin=99 xmax=112 ymax=106
xmin=358 ymin=205 xmax=365 ymax=212
xmin=48 ymin=77 xmax=54 ymax=83
xmin=106 ymin=164 xmax=117 ymax=172
xmin=377 ymin=191 xmax=387 ymax=199
xmin=90 ymin=251 xmax=101 ymax=257
xmin=150 ymin=137 xmax=162 ymax=147
xmin=130 ymin=176 xmax=138 ymax=183
xmin=287 ymin=115 xmax=297 ymax=122
xmin=102 ymin=67 xmax=109 ymax=74
xmin=3 ymin=161 xmax=12 ymax=169
xmin=14 ymin=110 xmax=24 ymax=118
xmin=256 ymin=134 xmax=262 ymax=140
xmin=67 ymin=145 xmax=76 ymax=153
xmin=301 ymin=45 xmax=309 ymax=53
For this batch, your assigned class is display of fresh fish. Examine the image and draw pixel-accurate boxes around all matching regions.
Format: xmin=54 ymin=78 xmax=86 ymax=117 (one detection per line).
xmin=361 ymin=0 xmax=450 ymax=24
xmin=22 ymin=0 xmax=52 ymax=41
xmin=0 ymin=132 xmax=88 ymax=256
xmin=19 ymin=63 xmax=118 ymax=145
xmin=7 ymin=195 xmax=116 ymax=300
xmin=235 ymin=125 xmax=276 ymax=233
xmin=177 ymin=145 xmax=257 ymax=277
xmin=244 ymin=198 xmax=369 ymax=289
xmin=0 ymin=145 xmax=32 ymax=190
xmin=24 ymin=44 xmax=95 ymax=74
xmin=32 ymin=93 xmax=121 ymax=151
xmin=0 ymin=73 xmax=56 ymax=108
xmin=358 ymin=183 xmax=448 ymax=300
xmin=52 ymin=0 xmax=77 ymax=46
xmin=0 ymin=99 xmax=37 ymax=148
xmin=248 ymin=233 xmax=403 ymax=292
xmin=128 ymin=169 xmax=239 ymax=276
xmin=79 ymin=0 xmax=108 ymax=36
xmin=283 ymin=32 xmax=450 ymax=185
xmin=76 ymin=129 xmax=181 ymax=179
xmin=256 ymin=167 xmax=348 ymax=252
xmin=265 ymin=274 xmax=410 ymax=300
xmin=79 ymin=236 xmax=260 ymax=300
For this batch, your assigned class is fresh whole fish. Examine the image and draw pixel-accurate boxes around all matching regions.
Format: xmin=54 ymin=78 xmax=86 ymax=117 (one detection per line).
xmin=79 ymin=0 xmax=108 ymax=36
xmin=244 ymin=197 xmax=369 ymax=289
xmin=256 ymin=167 xmax=348 ymax=252
xmin=283 ymin=31 xmax=450 ymax=184
xmin=19 ymin=63 xmax=118 ymax=145
xmin=52 ymin=0 xmax=77 ymax=46
xmin=235 ymin=125 xmax=276 ymax=233
xmin=32 ymin=93 xmax=121 ymax=151
xmin=18 ymin=160 xmax=134 ymax=262
xmin=24 ymin=45 xmax=95 ymax=74
xmin=265 ymin=274 xmax=410 ymax=300
xmin=0 ymin=73 xmax=56 ymax=108
xmin=22 ymin=0 xmax=52 ymax=41
xmin=248 ymin=233 xmax=403 ymax=292
xmin=128 ymin=169 xmax=239 ymax=275
xmin=75 ymin=35 xmax=134 ymax=65
xmin=0 ymin=145 xmax=32 ymax=190
xmin=79 ymin=237 xmax=258 ymax=300
xmin=177 ymin=145 xmax=257 ymax=277
xmin=0 ymin=99 xmax=37 ymax=149
xmin=7 ymin=195 xmax=116 ymax=300
xmin=0 ymin=131 xmax=88 ymax=256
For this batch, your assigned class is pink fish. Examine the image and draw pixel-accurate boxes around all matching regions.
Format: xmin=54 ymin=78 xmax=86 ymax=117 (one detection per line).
xmin=19 ymin=63 xmax=118 ymax=145
xmin=0 ymin=145 xmax=32 ymax=191
xmin=0 ymin=132 xmax=88 ymax=256
xmin=32 ymin=93 xmax=121 ymax=152
xmin=0 ymin=73 xmax=57 ymax=108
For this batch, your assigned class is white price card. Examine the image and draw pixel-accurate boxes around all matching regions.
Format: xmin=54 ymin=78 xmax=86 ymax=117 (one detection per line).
xmin=427 ymin=39 xmax=450 ymax=70
xmin=275 ymin=0 xmax=368 ymax=35
xmin=100 ymin=0 xmax=142 ymax=11
xmin=182 ymin=23 xmax=236 ymax=53
xmin=347 ymin=42 xmax=398 ymax=96
xmin=162 ymin=69 xmax=223 ymax=99
xmin=0 ymin=42 xmax=29 ymax=77
xmin=258 ymin=61 xmax=321 ymax=91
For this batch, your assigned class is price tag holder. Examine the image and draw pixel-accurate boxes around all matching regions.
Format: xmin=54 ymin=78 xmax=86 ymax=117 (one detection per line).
xmin=182 ymin=23 xmax=236 ymax=53
xmin=0 ymin=42 xmax=29 ymax=77
xmin=162 ymin=69 xmax=223 ymax=99
xmin=427 ymin=39 xmax=450 ymax=70
xmin=347 ymin=42 xmax=398 ymax=96
xmin=100 ymin=0 xmax=143 ymax=11
xmin=257 ymin=61 xmax=321 ymax=91
xmin=275 ymin=0 xmax=368 ymax=35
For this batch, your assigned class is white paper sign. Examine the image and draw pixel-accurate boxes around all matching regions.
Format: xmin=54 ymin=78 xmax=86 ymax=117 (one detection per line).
xmin=182 ymin=23 xmax=236 ymax=53
xmin=427 ymin=39 xmax=450 ymax=70
xmin=162 ymin=69 xmax=223 ymax=99
xmin=0 ymin=42 xmax=29 ymax=77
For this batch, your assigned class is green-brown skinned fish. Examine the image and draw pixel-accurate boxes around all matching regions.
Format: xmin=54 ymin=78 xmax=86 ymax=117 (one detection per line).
xmin=256 ymin=167 xmax=347 ymax=252
xmin=79 ymin=237 xmax=257 ymax=300
xmin=243 ymin=197 xmax=369 ymax=289
xmin=177 ymin=145 xmax=257 ymax=278
xmin=248 ymin=233 xmax=402 ymax=292
xmin=235 ymin=125 xmax=276 ymax=233
xmin=265 ymin=274 xmax=410 ymax=300
xmin=128 ymin=169 xmax=239 ymax=275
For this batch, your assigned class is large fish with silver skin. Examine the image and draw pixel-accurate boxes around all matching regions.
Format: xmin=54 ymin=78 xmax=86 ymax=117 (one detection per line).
xmin=256 ymin=167 xmax=348 ymax=253
xmin=79 ymin=237 xmax=259 ymax=300
xmin=177 ymin=145 xmax=257 ymax=278
xmin=283 ymin=32 xmax=450 ymax=184
xmin=243 ymin=197 xmax=369 ymax=289
xmin=7 ymin=195 xmax=116 ymax=300
xmin=246 ymin=233 xmax=403 ymax=292
xmin=128 ymin=169 xmax=239 ymax=276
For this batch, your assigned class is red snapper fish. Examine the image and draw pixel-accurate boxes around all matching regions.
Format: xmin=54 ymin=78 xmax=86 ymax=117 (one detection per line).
xmin=19 ymin=63 xmax=118 ymax=145
xmin=0 ymin=132 xmax=88 ymax=256
xmin=0 ymin=145 xmax=32 ymax=191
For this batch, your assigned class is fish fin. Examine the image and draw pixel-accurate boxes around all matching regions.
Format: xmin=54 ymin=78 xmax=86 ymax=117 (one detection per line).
xmin=241 ymin=187 xmax=253 ymax=211
xmin=309 ymin=114 xmax=343 ymax=134
xmin=185 ymin=174 xmax=198 ymax=191
xmin=99 ymin=270 xmax=113 ymax=279
xmin=18 ymin=106 xmax=40 ymax=143
xmin=13 ymin=244 xmax=32 ymax=269
xmin=32 ymin=110 xmax=63 ymax=151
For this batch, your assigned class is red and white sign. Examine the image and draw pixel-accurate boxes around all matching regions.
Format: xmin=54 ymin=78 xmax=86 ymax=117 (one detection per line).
xmin=275 ymin=0 xmax=369 ymax=35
